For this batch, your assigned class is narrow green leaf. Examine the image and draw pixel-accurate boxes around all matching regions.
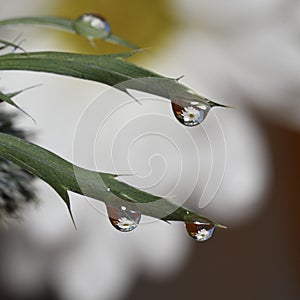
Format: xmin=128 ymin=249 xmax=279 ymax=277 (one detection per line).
xmin=0 ymin=38 xmax=25 ymax=52
xmin=0 ymin=132 xmax=224 ymax=228
xmin=105 ymin=34 xmax=140 ymax=50
xmin=0 ymin=16 xmax=74 ymax=31
xmin=0 ymin=15 xmax=139 ymax=49
xmin=0 ymin=90 xmax=18 ymax=106
xmin=0 ymin=85 xmax=39 ymax=121
xmin=0 ymin=90 xmax=35 ymax=121
xmin=0 ymin=51 xmax=226 ymax=108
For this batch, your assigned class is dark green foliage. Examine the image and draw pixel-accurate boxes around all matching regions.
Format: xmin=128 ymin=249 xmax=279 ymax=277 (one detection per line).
xmin=0 ymin=111 xmax=35 ymax=218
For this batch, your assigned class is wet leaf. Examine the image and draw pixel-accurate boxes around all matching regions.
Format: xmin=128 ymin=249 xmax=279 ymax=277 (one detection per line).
xmin=0 ymin=51 xmax=226 ymax=110
xmin=0 ymin=15 xmax=138 ymax=49
xmin=0 ymin=132 xmax=225 ymax=228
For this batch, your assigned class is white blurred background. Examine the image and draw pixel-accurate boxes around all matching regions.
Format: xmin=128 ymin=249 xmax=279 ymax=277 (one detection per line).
xmin=0 ymin=0 xmax=299 ymax=299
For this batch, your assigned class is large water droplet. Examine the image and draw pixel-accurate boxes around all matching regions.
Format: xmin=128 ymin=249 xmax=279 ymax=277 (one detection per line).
xmin=73 ymin=13 xmax=111 ymax=40
xmin=185 ymin=221 xmax=215 ymax=241
xmin=172 ymin=101 xmax=209 ymax=126
xmin=106 ymin=205 xmax=141 ymax=232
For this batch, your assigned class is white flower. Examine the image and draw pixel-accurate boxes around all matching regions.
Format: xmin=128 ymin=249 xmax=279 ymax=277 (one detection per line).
xmin=117 ymin=217 xmax=137 ymax=230
xmin=195 ymin=229 xmax=210 ymax=241
xmin=181 ymin=106 xmax=202 ymax=124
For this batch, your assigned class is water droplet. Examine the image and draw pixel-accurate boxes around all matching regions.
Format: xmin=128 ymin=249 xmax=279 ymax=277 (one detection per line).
xmin=185 ymin=221 xmax=215 ymax=241
xmin=73 ymin=13 xmax=111 ymax=40
xmin=172 ymin=101 xmax=209 ymax=126
xmin=106 ymin=205 xmax=141 ymax=232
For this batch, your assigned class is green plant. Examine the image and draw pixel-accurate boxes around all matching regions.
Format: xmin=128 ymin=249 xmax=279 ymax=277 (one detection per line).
xmin=0 ymin=13 xmax=227 ymax=241
xmin=0 ymin=111 xmax=35 ymax=220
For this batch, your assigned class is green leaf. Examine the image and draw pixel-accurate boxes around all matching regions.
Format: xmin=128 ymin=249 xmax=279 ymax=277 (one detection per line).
xmin=0 ymin=51 xmax=226 ymax=108
xmin=0 ymin=38 xmax=25 ymax=52
xmin=0 ymin=90 xmax=19 ymax=106
xmin=0 ymin=15 xmax=139 ymax=49
xmin=0 ymin=132 xmax=225 ymax=228
xmin=105 ymin=34 xmax=140 ymax=49
xmin=0 ymin=89 xmax=35 ymax=122
xmin=0 ymin=85 xmax=40 ymax=121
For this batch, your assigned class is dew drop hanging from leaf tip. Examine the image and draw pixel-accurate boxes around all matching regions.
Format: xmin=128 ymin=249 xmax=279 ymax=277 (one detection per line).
xmin=106 ymin=205 xmax=141 ymax=232
xmin=171 ymin=100 xmax=210 ymax=126
xmin=184 ymin=221 xmax=215 ymax=241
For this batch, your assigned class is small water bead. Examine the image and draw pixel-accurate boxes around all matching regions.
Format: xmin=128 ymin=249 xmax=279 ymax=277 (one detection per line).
xmin=73 ymin=13 xmax=111 ymax=40
xmin=185 ymin=221 xmax=215 ymax=242
xmin=171 ymin=101 xmax=209 ymax=126
xmin=106 ymin=205 xmax=141 ymax=232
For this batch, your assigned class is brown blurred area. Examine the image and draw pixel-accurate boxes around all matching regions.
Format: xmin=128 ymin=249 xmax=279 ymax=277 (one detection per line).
xmin=124 ymin=110 xmax=300 ymax=300
xmin=0 ymin=110 xmax=299 ymax=300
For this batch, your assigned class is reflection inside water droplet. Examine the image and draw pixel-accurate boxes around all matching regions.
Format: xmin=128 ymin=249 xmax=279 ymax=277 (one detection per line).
xmin=185 ymin=221 xmax=215 ymax=241
xmin=106 ymin=205 xmax=141 ymax=232
xmin=73 ymin=13 xmax=111 ymax=39
xmin=172 ymin=101 xmax=209 ymax=126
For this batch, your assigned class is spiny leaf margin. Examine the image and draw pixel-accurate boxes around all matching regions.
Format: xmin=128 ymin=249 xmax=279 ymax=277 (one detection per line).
xmin=0 ymin=132 xmax=224 ymax=228
xmin=0 ymin=51 xmax=226 ymax=110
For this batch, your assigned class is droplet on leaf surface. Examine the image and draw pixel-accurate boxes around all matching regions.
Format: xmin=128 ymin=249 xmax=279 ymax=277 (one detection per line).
xmin=106 ymin=205 xmax=141 ymax=232
xmin=172 ymin=101 xmax=209 ymax=126
xmin=185 ymin=221 xmax=215 ymax=241
xmin=73 ymin=13 xmax=111 ymax=40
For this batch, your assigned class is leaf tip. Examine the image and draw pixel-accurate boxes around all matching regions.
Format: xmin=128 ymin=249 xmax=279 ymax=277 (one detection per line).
xmin=215 ymin=223 xmax=227 ymax=229
xmin=66 ymin=200 xmax=77 ymax=229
